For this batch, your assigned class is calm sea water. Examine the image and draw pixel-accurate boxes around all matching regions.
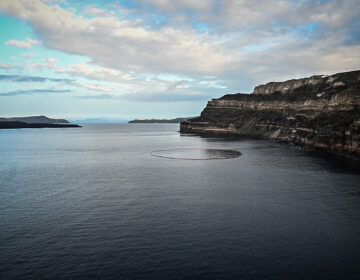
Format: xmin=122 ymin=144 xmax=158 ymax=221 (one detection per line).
xmin=1 ymin=124 xmax=360 ymax=280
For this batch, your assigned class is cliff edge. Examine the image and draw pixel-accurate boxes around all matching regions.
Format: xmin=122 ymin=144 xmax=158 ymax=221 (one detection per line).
xmin=180 ymin=70 xmax=360 ymax=157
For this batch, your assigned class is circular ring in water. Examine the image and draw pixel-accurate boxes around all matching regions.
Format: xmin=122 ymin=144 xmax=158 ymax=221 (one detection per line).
xmin=150 ymin=148 xmax=241 ymax=160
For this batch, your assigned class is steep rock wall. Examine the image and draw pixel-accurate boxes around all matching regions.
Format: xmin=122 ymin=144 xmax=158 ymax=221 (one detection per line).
xmin=253 ymin=70 xmax=360 ymax=95
xmin=180 ymin=70 xmax=360 ymax=157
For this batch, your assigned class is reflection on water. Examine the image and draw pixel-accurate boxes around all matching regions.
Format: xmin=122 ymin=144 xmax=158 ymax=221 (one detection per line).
xmin=150 ymin=148 xmax=241 ymax=160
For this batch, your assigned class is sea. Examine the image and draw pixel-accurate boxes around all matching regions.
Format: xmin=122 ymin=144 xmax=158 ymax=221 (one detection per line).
xmin=0 ymin=124 xmax=359 ymax=280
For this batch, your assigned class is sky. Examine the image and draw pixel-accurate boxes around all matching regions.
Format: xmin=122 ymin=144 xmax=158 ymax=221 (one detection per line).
xmin=0 ymin=0 xmax=359 ymax=120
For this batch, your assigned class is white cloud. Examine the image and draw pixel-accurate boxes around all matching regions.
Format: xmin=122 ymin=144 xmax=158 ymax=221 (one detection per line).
xmin=83 ymin=7 xmax=115 ymax=17
xmin=142 ymin=0 xmax=211 ymax=11
xmin=72 ymin=81 xmax=113 ymax=92
xmin=42 ymin=57 xmax=57 ymax=64
xmin=0 ymin=0 xmax=231 ymax=76
xmin=167 ymin=80 xmax=188 ymax=91
xmin=5 ymin=38 xmax=41 ymax=49
xmin=55 ymin=63 xmax=206 ymax=97
xmin=0 ymin=0 xmax=359 ymax=100
xmin=56 ymin=64 xmax=120 ymax=81
xmin=0 ymin=63 xmax=15 ymax=69
xmin=28 ymin=57 xmax=58 ymax=70
xmin=22 ymin=52 xmax=37 ymax=57
xmin=18 ymin=81 xmax=43 ymax=87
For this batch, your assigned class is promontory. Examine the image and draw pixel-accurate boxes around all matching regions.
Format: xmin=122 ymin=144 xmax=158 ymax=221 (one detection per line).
xmin=180 ymin=70 xmax=360 ymax=158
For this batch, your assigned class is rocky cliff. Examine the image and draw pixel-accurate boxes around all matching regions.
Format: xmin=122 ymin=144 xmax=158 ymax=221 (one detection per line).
xmin=180 ymin=70 xmax=360 ymax=157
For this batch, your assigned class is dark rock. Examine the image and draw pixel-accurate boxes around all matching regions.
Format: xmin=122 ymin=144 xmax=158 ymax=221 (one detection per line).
xmin=0 ymin=115 xmax=69 ymax=124
xmin=180 ymin=70 xmax=360 ymax=158
xmin=0 ymin=121 xmax=81 ymax=129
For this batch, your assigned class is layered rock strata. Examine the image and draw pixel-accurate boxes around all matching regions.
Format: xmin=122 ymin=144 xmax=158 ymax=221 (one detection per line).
xmin=180 ymin=70 xmax=360 ymax=157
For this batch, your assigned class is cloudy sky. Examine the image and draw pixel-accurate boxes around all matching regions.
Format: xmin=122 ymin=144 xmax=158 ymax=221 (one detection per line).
xmin=0 ymin=0 xmax=359 ymax=120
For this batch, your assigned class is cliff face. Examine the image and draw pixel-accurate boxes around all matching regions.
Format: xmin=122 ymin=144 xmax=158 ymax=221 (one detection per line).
xmin=180 ymin=70 xmax=360 ymax=157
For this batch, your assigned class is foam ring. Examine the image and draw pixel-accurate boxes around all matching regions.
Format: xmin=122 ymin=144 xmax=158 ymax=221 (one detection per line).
xmin=150 ymin=149 xmax=241 ymax=160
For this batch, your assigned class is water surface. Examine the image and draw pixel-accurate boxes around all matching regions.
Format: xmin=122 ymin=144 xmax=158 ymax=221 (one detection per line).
xmin=1 ymin=124 xmax=359 ymax=280
xmin=150 ymin=148 xmax=241 ymax=160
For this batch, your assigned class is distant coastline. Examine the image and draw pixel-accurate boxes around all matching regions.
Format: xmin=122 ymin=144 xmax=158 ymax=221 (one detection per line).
xmin=0 ymin=115 xmax=81 ymax=129
xmin=0 ymin=115 xmax=69 ymax=124
xmin=0 ymin=121 xmax=81 ymax=129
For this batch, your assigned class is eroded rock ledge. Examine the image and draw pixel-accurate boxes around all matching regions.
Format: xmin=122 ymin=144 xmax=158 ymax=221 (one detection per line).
xmin=180 ymin=70 xmax=360 ymax=158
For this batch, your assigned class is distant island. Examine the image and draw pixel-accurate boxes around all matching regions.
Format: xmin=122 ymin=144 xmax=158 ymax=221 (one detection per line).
xmin=129 ymin=117 xmax=196 ymax=123
xmin=0 ymin=115 xmax=69 ymax=124
xmin=0 ymin=115 xmax=81 ymax=129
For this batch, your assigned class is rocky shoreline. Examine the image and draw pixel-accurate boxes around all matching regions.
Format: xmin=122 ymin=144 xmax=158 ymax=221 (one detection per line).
xmin=180 ymin=70 xmax=360 ymax=158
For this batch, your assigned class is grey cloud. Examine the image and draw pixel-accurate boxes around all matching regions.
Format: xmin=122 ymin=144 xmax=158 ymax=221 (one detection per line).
xmin=0 ymin=0 xmax=231 ymax=76
xmin=75 ymin=89 xmax=221 ymax=103
xmin=83 ymin=7 xmax=115 ymax=17
xmin=123 ymin=92 xmax=217 ymax=102
xmin=0 ymin=74 xmax=74 ymax=83
xmin=166 ymin=80 xmax=189 ymax=91
xmin=0 ymin=74 xmax=113 ymax=94
xmin=0 ymin=89 xmax=72 ymax=96
xmin=140 ymin=0 xmax=212 ymax=12
xmin=1 ymin=0 xmax=359 ymax=100
xmin=75 ymin=94 xmax=115 ymax=99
